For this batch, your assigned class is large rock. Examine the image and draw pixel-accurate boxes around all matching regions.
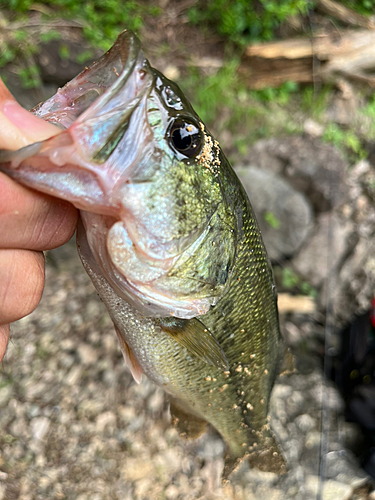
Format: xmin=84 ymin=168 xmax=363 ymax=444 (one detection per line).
xmin=292 ymin=213 xmax=353 ymax=289
xmin=236 ymin=166 xmax=313 ymax=261
xmin=246 ymin=136 xmax=349 ymax=213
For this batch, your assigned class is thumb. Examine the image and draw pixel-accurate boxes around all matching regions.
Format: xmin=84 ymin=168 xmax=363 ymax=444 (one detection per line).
xmin=0 ymin=78 xmax=60 ymax=150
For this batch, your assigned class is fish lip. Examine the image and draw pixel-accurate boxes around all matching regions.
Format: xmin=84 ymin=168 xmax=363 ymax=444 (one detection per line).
xmin=33 ymin=30 xmax=150 ymax=129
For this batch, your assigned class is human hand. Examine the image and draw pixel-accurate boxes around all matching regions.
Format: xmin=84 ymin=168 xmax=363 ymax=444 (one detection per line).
xmin=0 ymin=79 xmax=78 ymax=362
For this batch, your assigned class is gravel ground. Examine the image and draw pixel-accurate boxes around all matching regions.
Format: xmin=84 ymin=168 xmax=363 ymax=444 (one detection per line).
xmin=0 ymin=240 xmax=374 ymax=500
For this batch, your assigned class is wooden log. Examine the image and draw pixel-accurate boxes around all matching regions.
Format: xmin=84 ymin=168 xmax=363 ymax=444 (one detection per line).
xmin=240 ymin=30 xmax=375 ymax=89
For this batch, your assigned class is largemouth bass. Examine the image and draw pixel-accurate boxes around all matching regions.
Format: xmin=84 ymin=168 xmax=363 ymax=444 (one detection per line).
xmin=0 ymin=31 xmax=286 ymax=479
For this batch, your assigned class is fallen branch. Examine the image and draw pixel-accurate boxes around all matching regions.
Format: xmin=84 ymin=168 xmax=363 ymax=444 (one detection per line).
xmin=240 ymin=29 xmax=375 ymax=88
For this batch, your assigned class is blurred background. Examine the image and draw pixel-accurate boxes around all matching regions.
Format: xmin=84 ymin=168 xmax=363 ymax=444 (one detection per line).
xmin=1 ymin=1 xmax=375 ymax=498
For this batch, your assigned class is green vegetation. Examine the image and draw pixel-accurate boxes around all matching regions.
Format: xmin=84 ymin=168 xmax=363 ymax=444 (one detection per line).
xmin=1 ymin=1 xmax=160 ymax=50
xmin=340 ymin=0 xmax=375 ymax=15
xmin=188 ymin=0 xmax=311 ymax=45
xmin=0 ymin=0 xmax=161 ymax=88
xmin=264 ymin=211 xmax=281 ymax=229
xmin=188 ymin=0 xmax=374 ymax=46
xmin=275 ymin=266 xmax=317 ymax=298
xmin=322 ymin=123 xmax=367 ymax=160
xmin=301 ymin=85 xmax=332 ymax=118
xmin=180 ymin=60 xmax=302 ymax=155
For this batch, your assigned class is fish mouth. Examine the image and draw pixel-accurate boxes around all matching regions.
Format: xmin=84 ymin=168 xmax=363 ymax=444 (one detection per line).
xmin=33 ymin=30 xmax=152 ymax=137
xmin=0 ymin=30 xmax=154 ymax=207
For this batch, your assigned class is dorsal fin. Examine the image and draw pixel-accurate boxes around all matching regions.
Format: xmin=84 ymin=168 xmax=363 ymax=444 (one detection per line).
xmin=157 ymin=317 xmax=229 ymax=370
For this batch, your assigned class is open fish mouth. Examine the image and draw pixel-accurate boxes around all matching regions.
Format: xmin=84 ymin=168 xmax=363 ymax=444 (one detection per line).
xmin=0 ymin=31 xmax=234 ymax=320
xmin=34 ymin=30 xmax=151 ymax=133
xmin=0 ymin=30 xmax=154 ymax=213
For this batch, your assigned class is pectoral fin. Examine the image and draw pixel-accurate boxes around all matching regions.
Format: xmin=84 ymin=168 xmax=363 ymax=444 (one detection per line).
xmin=158 ymin=317 xmax=229 ymax=371
xmin=169 ymin=397 xmax=207 ymax=439
xmin=114 ymin=325 xmax=143 ymax=384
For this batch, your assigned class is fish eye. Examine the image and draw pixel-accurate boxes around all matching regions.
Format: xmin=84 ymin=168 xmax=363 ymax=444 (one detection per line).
xmin=168 ymin=120 xmax=203 ymax=158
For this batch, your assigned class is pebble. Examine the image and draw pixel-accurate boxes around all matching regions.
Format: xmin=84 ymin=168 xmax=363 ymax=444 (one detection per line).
xmin=0 ymin=387 xmax=12 ymax=408
xmin=304 ymin=118 xmax=324 ymax=137
xmin=295 ymin=414 xmax=316 ymax=433
xmin=305 ymin=476 xmax=353 ymax=500
xmin=31 ymin=416 xmax=50 ymax=442
xmin=77 ymin=343 xmax=98 ymax=364
xmin=95 ymin=411 xmax=116 ymax=433
xmin=165 ymin=484 xmax=180 ymax=499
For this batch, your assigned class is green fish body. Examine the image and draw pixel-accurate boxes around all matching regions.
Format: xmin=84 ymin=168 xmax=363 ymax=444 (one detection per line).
xmin=0 ymin=31 xmax=286 ymax=479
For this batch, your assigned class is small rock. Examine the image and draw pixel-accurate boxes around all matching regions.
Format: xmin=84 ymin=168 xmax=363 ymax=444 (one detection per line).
xmin=28 ymin=405 xmax=41 ymax=419
xmin=306 ymin=475 xmax=352 ymax=500
xmin=77 ymin=343 xmax=97 ymax=364
xmin=66 ymin=366 xmax=82 ymax=385
xmin=9 ymin=417 xmax=28 ymax=438
xmin=305 ymin=431 xmax=322 ymax=449
xmin=31 ymin=416 xmax=50 ymax=442
xmin=0 ymin=387 xmax=12 ymax=408
xmin=95 ymin=411 xmax=116 ymax=433
xmin=165 ymin=484 xmax=180 ymax=500
xmin=147 ymin=388 xmax=165 ymax=414
xmin=304 ymin=119 xmax=324 ymax=137
xmin=324 ymin=451 xmax=369 ymax=488
xmin=295 ymin=414 xmax=316 ymax=433
xmin=122 ymin=458 xmax=154 ymax=481
xmin=254 ymin=487 xmax=284 ymax=500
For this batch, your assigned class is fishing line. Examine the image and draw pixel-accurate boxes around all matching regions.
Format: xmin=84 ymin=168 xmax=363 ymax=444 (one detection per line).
xmin=317 ymin=173 xmax=335 ymax=500
xmin=306 ymin=9 xmax=337 ymax=498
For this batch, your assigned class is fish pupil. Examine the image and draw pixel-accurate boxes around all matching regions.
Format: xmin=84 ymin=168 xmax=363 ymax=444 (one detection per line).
xmin=169 ymin=120 xmax=202 ymax=158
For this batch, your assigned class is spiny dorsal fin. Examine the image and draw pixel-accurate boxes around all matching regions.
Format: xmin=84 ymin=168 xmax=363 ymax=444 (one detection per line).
xmin=157 ymin=317 xmax=229 ymax=371
xmin=169 ymin=397 xmax=207 ymax=439
xmin=114 ymin=325 xmax=143 ymax=384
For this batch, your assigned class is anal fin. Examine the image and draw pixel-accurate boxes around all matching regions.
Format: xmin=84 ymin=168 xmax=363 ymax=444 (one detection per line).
xmin=279 ymin=346 xmax=296 ymax=377
xmin=169 ymin=397 xmax=207 ymax=439
xmin=158 ymin=317 xmax=229 ymax=371
xmin=114 ymin=325 xmax=143 ymax=384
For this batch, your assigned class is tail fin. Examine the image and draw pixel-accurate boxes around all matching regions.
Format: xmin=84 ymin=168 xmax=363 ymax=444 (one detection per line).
xmin=222 ymin=427 xmax=287 ymax=483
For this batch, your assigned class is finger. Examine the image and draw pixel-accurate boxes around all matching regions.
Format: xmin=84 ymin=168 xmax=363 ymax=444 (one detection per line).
xmin=0 ymin=78 xmax=59 ymax=150
xmin=0 ymin=324 xmax=10 ymax=362
xmin=0 ymin=249 xmax=45 ymax=325
xmin=0 ymin=173 xmax=78 ymax=250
